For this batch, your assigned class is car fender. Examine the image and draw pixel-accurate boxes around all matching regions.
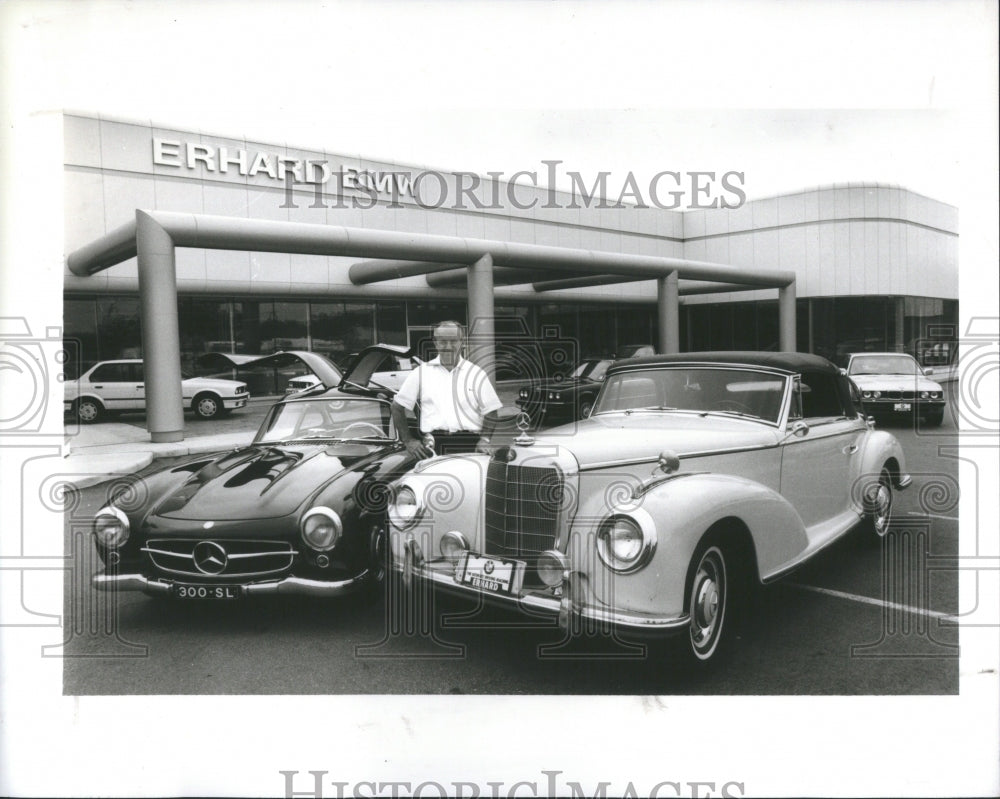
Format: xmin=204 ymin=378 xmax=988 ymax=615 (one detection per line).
xmin=387 ymin=454 xmax=491 ymax=562
xmin=70 ymin=391 xmax=103 ymax=408
xmin=573 ymin=472 xmax=808 ymax=620
xmin=852 ymin=428 xmax=910 ymax=509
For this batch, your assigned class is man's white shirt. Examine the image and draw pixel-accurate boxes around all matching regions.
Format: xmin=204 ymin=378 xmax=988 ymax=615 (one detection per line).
xmin=393 ymin=356 xmax=502 ymax=433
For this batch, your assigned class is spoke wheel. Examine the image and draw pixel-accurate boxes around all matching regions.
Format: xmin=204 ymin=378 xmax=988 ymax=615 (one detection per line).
xmin=687 ymin=544 xmax=728 ymax=662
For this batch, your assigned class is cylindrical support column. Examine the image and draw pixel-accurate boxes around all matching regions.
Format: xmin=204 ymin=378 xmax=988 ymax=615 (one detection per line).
xmin=466 ymin=253 xmax=496 ymax=380
xmin=778 ymin=281 xmax=797 ymax=352
xmin=657 ymin=272 xmax=680 ymax=354
xmin=136 ymin=211 xmax=185 ymax=442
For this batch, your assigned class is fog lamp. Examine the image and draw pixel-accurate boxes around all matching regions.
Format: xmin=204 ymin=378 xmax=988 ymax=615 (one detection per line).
xmin=537 ymin=549 xmax=569 ymax=587
xmin=93 ymin=507 xmax=129 ymax=549
xmin=439 ymin=530 xmax=469 ymax=563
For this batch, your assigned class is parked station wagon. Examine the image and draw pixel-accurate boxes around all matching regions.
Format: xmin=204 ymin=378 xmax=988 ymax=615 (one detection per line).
xmin=387 ymin=352 xmax=911 ymax=665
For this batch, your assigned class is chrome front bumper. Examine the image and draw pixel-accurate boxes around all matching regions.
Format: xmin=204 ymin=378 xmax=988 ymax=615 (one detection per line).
xmin=395 ymin=541 xmax=689 ymax=634
xmin=92 ymin=570 xmax=369 ymax=598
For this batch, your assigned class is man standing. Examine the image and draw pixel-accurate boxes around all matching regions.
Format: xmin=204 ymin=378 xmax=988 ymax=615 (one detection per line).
xmin=391 ymin=320 xmax=503 ymax=457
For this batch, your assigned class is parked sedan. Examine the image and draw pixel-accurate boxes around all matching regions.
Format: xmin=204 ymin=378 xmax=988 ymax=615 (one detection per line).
xmin=517 ymin=358 xmax=612 ymax=423
xmin=90 ymin=348 xmax=418 ymax=601
xmin=388 ymin=352 xmax=910 ymax=666
xmin=65 ymin=360 xmax=249 ymax=422
xmin=845 ymin=352 xmax=946 ymax=426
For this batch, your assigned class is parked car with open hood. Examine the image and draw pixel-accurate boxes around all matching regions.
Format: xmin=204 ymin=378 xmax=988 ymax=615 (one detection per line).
xmin=845 ymin=351 xmax=946 ymax=426
xmin=387 ymin=352 xmax=910 ymax=666
xmin=90 ymin=345 xmax=419 ymax=601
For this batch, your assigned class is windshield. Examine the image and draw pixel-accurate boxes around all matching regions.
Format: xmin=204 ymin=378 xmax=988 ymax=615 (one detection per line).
xmin=593 ymin=366 xmax=788 ymax=423
xmin=255 ymin=397 xmax=396 ymax=444
xmin=849 ymin=354 xmax=920 ymax=376
xmin=570 ymin=360 xmax=612 ymax=380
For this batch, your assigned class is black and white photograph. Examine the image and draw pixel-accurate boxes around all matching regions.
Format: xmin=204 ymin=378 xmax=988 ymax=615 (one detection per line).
xmin=1 ymin=1 xmax=997 ymax=797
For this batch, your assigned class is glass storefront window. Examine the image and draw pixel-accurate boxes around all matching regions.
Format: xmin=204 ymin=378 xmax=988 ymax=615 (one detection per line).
xmin=64 ymin=299 xmax=97 ymax=378
xmin=178 ymin=298 xmax=232 ymax=373
xmin=310 ymin=302 xmax=375 ymax=365
xmin=96 ymin=297 xmax=142 ymax=360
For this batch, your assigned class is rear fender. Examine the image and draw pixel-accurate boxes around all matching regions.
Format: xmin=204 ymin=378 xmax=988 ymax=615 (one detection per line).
xmin=852 ymin=429 xmax=910 ymax=512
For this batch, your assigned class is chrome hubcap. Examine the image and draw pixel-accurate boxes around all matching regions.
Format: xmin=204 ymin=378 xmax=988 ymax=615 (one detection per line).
xmin=873 ymin=483 xmax=891 ymax=536
xmin=79 ymin=402 xmax=97 ymax=421
xmin=690 ymin=547 xmax=726 ymax=656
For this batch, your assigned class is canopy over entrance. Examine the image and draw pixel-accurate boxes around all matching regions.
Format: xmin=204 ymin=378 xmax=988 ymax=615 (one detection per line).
xmin=67 ymin=210 xmax=796 ymax=441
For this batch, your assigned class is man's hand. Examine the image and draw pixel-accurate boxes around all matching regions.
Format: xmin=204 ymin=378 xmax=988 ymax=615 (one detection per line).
xmin=403 ymin=438 xmax=432 ymax=459
xmin=475 ymin=436 xmax=493 ymax=455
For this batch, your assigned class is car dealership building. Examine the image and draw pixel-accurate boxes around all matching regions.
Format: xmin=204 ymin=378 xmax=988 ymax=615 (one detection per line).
xmin=63 ymin=112 xmax=958 ymax=379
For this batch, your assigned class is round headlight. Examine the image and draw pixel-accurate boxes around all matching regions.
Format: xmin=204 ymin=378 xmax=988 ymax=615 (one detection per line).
xmin=93 ymin=507 xmax=129 ymax=549
xmin=872 ymin=390 xmax=881 ymax=399
xmin=920 ymin=391 xmax=930 ymax=399
xmin=301 ymin=507 xmax=342 ymax=551
xmin=553 ymin=392 xmax=561 ymax=401
xmin=537 ymin=549 xmax=568 ymax=587
xmin=389 ymin=485 xmax=421 ymax=530
xmin=439 ymin=530 xmax=469 ymax=563
xmin=862 ymin=391 xmax=871 ymax=399
xmin=597 ymin=516 xmax=653 ymax=573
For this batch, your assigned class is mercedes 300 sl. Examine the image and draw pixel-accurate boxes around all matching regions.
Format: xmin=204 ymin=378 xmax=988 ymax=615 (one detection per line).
xmin=387 ymin=352 xmax=911 ymax=665
xmin=91 ymin=348 xmax=418 ymax=601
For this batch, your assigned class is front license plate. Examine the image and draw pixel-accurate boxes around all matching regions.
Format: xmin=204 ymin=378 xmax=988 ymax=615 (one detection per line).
xmin=171 ymin=584 xmax=243 ymax=600
xmin=894 ymin=402 xmax=912 ymax=411
xmin=458 ymin=553 xmax=522 ymax=595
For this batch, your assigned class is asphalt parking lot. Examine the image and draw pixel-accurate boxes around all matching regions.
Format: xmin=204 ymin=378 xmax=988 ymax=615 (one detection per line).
xmin=61 ymin=403 xmax=961 ymax=696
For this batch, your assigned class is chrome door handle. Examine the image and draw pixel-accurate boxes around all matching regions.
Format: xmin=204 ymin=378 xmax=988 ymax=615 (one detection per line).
xmin=136 ymin=385 xmax=144 ymax=389
xmin=843 ymin=444 xmax=858 ymax=455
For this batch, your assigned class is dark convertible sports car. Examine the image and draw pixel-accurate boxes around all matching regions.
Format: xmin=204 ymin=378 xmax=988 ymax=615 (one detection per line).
xmin=90 ymin=347 xmax=419 ymax=601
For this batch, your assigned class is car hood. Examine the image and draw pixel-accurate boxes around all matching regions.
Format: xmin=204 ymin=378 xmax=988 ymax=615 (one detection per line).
xmin=533 ymin=412 xmax=779 ymax=468
xmin=851 ymin=374 xmax=943 ymax=392
xmin=150 ymin=442 xmax=397 ymax=521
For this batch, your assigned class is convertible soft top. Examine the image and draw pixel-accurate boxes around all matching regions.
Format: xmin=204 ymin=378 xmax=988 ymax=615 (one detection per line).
xmin=615 ymin=351 xmax=840 ymax=375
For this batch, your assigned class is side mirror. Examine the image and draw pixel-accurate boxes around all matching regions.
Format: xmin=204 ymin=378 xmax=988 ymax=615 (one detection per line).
xmin=839 ymin=367 xmax=848 ymax=376
xmin=655 ymin=450 xmax=681 ymax=475
xmin=791 ymin=420 xmax=810 ymax=438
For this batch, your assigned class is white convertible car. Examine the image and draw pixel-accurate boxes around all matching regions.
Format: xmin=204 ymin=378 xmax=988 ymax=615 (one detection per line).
xmin=387 ymin=352 xmax=910 ymax=666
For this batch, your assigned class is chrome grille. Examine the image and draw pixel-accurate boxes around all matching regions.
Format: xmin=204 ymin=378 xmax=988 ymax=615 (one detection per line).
xmin=882 ymin=390 xmax=916 ymax=400
xmin=484 ymin=460 xmax=561 ymax=557
xmin=143 ymin=538 xmax=296 ymax=579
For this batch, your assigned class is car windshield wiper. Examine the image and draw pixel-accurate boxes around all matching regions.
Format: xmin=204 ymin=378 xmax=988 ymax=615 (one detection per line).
xmin=699 ymin=409 xmax=763 ymax=420
xmin=623 ymin=405 xmax=678 ymax=414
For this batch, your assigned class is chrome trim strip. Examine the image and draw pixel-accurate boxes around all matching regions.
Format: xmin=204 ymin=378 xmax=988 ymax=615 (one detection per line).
xmin=581 ymin=443 xmax=781 ymax=472
xmin=393 ymin=562 xmax=690 ymax=632
xmin=92 ymin=571 xmax=369 ymax=598
xmin=898 ymin=474 xmax=913 ymax=489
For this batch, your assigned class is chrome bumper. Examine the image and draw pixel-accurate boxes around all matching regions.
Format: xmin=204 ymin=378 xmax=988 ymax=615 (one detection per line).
xmin=92 ymin=570 xmax=369 ymax=598
xmin=396 ymin=543 xmax=689 ymax=634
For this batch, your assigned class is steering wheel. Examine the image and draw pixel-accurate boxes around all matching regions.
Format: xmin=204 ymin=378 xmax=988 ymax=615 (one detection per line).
xmin=711 ymin=400 xmax=755 ymax=415
xmin=341 ymin=421 xmax=385 ymax=438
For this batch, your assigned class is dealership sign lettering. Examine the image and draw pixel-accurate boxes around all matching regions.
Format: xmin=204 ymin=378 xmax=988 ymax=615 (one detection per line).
xmin=152 ymin=138 xmax=415 ymax=197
